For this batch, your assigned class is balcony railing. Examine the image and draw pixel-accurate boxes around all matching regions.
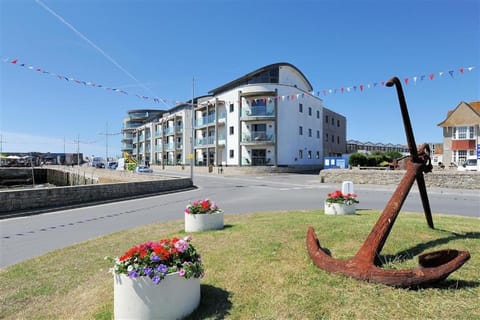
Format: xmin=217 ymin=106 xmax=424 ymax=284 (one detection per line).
xmin=165 ymin=142 xmax=175 ymax=150
xmin=241 ymin=131 xmax=275 ymax=143
xmin=195 ymin=114 xmax=216 ymax=127
xmin=195 ymin=136 xmax=216 ymax=146
xmin=242 ymin=106 xmax=275 ymax=117
xmin=164 ymin=127 xmax=175 ymax=135
xmin=155 ymin=145 xmax=163 ymax=152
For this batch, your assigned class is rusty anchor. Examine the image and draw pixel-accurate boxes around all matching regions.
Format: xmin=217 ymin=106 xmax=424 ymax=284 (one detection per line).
xmin=307 ymin=76 xmax=471 ymax=287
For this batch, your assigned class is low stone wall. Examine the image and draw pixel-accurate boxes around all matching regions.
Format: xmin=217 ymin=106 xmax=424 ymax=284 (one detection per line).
xmin=0 ymin=177 xmax=192 ymax=216
xmin=319 ymin=168 xmax=480 ymax=189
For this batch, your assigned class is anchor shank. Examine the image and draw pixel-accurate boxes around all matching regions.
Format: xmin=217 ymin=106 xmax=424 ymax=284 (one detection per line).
xmin=354 ymin=160 xmax=422 ymax=264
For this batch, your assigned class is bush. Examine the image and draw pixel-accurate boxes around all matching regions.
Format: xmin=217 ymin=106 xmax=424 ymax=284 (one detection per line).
xmin=349 ymin=152 xmax=367 ymax=166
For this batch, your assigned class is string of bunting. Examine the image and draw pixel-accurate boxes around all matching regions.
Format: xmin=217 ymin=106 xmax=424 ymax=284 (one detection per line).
xmin=3 ymin=57 xmax=476 ymax=105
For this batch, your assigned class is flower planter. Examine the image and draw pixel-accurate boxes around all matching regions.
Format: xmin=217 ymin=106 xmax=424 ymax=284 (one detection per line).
xmin=185 ymin=212 xmax=224 ymax=232
xmin=114 ymin=273 xmax=200 ymax=320
xmin=324 ymin=202 xmax=356 ymax=215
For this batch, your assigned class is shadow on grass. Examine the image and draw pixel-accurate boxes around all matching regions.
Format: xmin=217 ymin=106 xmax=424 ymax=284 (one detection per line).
xmin=378 ymin=231 xmax=479 ymax=265
xmin=376 ymin=231 xmax=480 ymax=289
xmin=185 ymin=284 xmax=232 ymax=320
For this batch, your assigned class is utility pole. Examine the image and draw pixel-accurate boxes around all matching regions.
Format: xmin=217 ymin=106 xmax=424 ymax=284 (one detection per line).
xmin=99 ymin=122 xmax=120 ymax=165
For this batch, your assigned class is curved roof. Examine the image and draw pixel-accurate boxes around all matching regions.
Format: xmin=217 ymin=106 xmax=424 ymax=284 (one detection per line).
xmin=208 ymin=62 xmax=313 ymax=95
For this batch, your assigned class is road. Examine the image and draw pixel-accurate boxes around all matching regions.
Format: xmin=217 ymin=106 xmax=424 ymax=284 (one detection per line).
xmin=1 ymin=172 xmax=479 ymax=268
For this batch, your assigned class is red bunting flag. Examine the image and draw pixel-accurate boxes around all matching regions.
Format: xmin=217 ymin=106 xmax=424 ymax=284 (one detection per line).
xmin=429 ymin=73 xmax=434 ymax=80
xmin=404 ymin=78 xmax=409 ymax=85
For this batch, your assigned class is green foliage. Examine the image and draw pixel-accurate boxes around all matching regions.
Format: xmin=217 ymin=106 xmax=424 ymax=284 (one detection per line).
xmin=348 ymin=152 xmax=367 ymax=166
xmin=384 ymin=150 xmax=403 ymax=161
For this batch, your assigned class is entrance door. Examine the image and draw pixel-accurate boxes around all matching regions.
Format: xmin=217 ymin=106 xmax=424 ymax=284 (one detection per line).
xmin=251 ymin=149 xmax=266 ymax=166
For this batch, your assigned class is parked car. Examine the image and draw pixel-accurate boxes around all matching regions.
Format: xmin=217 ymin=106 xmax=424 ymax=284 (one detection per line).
xmin=135 ymin=165 xmax=153 ymax=173
xmin=108 ymin=162 xmax=118 ymax=170
xmin=457 ymin=158 xmax=478 ymax=171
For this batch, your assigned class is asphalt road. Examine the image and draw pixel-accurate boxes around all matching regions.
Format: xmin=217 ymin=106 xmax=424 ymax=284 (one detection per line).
xmin=1 ymin=172 xmax=479 ymax=268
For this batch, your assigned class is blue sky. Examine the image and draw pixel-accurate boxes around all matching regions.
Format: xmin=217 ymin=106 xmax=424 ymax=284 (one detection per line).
xmin=1 ymin=0 xmax=479 ymax=158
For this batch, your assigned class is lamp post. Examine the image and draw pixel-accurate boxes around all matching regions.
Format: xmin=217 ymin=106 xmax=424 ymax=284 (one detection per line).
xmin=190 ymin=77 xmax=195 ymax=182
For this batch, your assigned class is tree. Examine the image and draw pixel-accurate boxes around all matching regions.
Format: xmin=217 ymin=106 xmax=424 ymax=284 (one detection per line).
xmin=349 ymin=152 xmax=367 ymax=166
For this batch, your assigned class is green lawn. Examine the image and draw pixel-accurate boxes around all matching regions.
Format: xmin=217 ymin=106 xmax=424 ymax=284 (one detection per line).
xmin=1 ymin=210 xmax=479 ymax=319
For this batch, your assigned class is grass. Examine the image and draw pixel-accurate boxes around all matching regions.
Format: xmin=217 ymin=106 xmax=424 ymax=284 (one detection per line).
xmin=1 ymin=209 xmax=479 ymax=319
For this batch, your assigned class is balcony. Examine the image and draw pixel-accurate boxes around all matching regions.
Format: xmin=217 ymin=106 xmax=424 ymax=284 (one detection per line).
xmin=155 ymin=145 xmax=163 ymax=152
xmin=241 ymin=131 xmax=275 ymax=145
xmin=164 ymin=127 xmax=175 ymax=135
xmin=129 ymin=111 xmax=149 ymax=120
xmin=165 ymin=142 xmax=175 ymax=151
xmin=195 ymin=114 xmax=216 ymax=127
xmin=241 ymin=106 xmax=275 ymax=120
xmin=195 ymin=136 xmax=216 ymax=146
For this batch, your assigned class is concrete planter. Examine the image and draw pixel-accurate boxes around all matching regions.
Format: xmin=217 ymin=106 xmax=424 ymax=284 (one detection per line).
xmin=114 ymin=273 xmax=200 ymax=320
xmin=324 ymin=202 xmax=356 ymax=215
xmin=185 ymin=212 xmax=224 ymax=232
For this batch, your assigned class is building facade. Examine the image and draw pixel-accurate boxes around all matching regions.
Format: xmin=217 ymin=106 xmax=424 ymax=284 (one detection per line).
xmin=125 ymin=63 xmax=348 ymax=168
xmin=437 ymin=101 xmax=480 ymax=166
xmin=323 ymin=108 xmax=346 ymax=156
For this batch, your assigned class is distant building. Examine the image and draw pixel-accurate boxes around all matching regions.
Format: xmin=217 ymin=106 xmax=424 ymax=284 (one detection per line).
xmin=121 ymin=109 xmax=165 ymax=161
xmin=323 ymin=108 xmax=346 ymax=157
xmin=124 ymin=62 xmax=349 ymax=168
xmin=346 ymin=140 xmax=409 ymax=154
xmin=437 ymin=101 xmax=480 ymax=166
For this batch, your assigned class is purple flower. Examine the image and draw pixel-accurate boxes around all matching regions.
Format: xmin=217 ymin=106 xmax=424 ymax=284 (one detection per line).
xmin=156 ymin=264 xmax=168 ymax=274
xmin=143 ymin=267 xmax=153 ymax=276
xmin=179 ymin=269 xmax=186 ymax=277
xmin=152 ymin=275 xmax=161 ymax=284
xmin=151 ymin=254 xmax=160 ymax=262
xmin=128 ymin=270 xmax=138 ymax=278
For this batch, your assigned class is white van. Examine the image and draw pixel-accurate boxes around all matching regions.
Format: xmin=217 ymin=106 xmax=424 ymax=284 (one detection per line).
xmin=457 ymin=158 xmax=478 ymax=171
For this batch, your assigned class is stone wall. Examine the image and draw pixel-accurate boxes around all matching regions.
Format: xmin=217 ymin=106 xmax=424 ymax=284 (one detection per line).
xmin=0 ymin=177 xmax=192 ymax=216
xmin=319 ymin=168 xmax=480 ymax=189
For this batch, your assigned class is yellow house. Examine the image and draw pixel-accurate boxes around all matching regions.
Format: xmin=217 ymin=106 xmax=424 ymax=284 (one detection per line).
xmin=437 ymin=101 xmax=480 ymax=166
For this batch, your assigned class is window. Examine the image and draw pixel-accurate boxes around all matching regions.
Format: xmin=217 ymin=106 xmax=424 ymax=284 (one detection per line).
xmin=299 ymin=103 xmax=303 ymax=113
xmin=229 ymin=149 xmax=234 ymax=158
xmin=331 ymin=135 xmax=334 ymax=142
xmin=308 ymin=128 xmax=312 ymax=137
xmin=308 ymin=107 xmax=312 ymax=116
xmin=229 ymin=103 xmax=234 ymax=112
xmin=316 ymin=151 xmax=320 ymax=159
xmin=325 ymin=133 xmax=329 ymax=142
xmin=299 ymin=150 xmax=303 ymax=159
xmin=308 ymin=150 xmax=312 ymax=159
xmin=317 ymin=130 xmax=320 ymax=138
xmin=317 ymin=110 xmax=320 ymax=118
xmin=452 ymin=126 xmax=475 ymax=139
xmin=337 ymin=136 xmax=340 ymax=144
xmin=337 ymin=119 xmax=340 ymax=127
xmin=299 ymin=126 xmax=303 ymax=135
xmin=229 ymin=126 xmax=234 ymax=135
xmin=331 ymin=117 xmax=334 ymax=125
xmin=325 ymin=115 xmax=329 ymax=123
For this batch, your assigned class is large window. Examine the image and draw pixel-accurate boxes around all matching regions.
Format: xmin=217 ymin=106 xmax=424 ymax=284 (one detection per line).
xmin=453 ymin=126 xmax=475 ymax=139
xmin=453 ymin=150 xmax=468 ymax=164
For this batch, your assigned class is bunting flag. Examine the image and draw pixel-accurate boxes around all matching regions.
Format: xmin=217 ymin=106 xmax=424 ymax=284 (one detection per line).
xmin=3 ymin=56 xmax=477 ymax=104
xmin=2 ymin=57 xmax=172 ymax=105
xmin=317 ymin=66 xmax=476 ymax=97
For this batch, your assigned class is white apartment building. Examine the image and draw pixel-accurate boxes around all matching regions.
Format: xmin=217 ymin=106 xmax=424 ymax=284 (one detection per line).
xmin=126 ymin=63 xmax=346 ymax=168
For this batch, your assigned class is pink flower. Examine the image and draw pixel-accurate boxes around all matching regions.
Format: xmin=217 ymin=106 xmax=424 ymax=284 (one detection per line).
xmin=179 ymin=269 xmax=186 ymax=277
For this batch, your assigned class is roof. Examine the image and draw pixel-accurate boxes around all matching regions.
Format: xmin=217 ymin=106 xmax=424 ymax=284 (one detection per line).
xmin=437 ymin=101 xmax=480 ymax=127
xmin=208 ymin=62 xmax=313 ymax=95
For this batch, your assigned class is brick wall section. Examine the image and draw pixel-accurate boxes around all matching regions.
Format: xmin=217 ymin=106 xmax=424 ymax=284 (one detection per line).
xmin=0 ymin=167 xmax=192 ymax=215
xmin=319 ymin=168 xmax=480 ymax=189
